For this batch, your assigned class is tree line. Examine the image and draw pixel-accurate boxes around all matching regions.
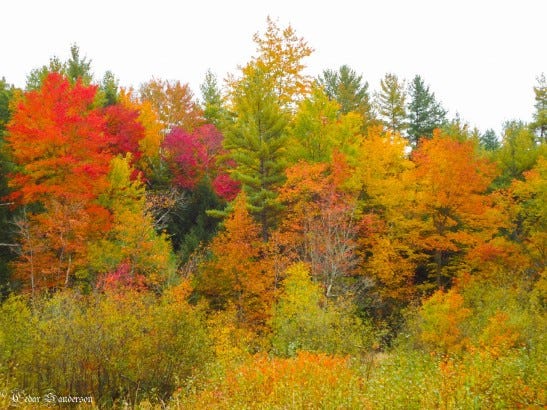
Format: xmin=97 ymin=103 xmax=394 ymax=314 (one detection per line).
xmin=0 ymin=18 xmax=545 ymax=408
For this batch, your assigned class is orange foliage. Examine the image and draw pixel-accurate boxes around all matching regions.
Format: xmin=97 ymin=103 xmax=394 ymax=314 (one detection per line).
xmin=478 ymin=311 xmax=522 ymax=359
xmin=6 ymin=73 xmax=113 ymax=292
xmin=139 ymin=78 xmax=203 ymax=132
xmin=276 ymin=156 xmax=359 ymax=295
xmin=198 ymin=194 xmax=275 ymax=330
xmin=410 ymin=131 xmax=503 ymax=285
xmin=179 ymin=352 xmax=363 ymax=408
xmin=7 ymin=73 xmax=112 ymax=205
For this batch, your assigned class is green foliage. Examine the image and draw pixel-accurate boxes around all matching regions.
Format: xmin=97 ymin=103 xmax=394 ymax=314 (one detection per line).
xmin=88 ymin=155 xmax=176 ymax=288
xmin=407 ymin=75 xmax=447 ymax=145
xmin=98 ymin=70 xmax=119 ymax=107
xmin=200 ymin=70 xmax=229 ymax=129
xmin=479 ymin=128 xmax=500 ymax=151
xmin=66 ymin=44 xmax=93 ymax=84
xmin=531 ymin=73 xmax=547 ymax=141
xmin=495 ymin=120 xmax=543 ymax=187
xmin=376 ymin=73 xmax=407 ymax=134
xmin=0 ymin=287 xmax=212 ymax=407
xmin=170 ymin=179 xmax=223 ymax=262
xmin=25 ymin=56 xmax=65 ymax=91
xmin=25 ymin=44 xmax=93 ymax=90
xmin=271 ymin=263 xmax=376 ymax=357
xmin=0 ymin=77 xmax=14 ymax=134
xmin=0 ymin=78 xmax=16 ymax=296
xmin=288 ymin=84 xmax=362 ymax=163
xmin=318 ymin=65 xmax=374 ymax=129
xmin=361 ymin=346 xmax=545 ymax=409
xmin=225 ymin=63 xmax=288 ymax=240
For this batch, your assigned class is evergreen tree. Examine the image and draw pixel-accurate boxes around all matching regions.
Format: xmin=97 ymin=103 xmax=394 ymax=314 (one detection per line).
xmin=480 ymin=129 xmax=500 ymax=151
xmin=200 ymin=70 xmax=229 ymax=129
xmin=25 ymin=56 xmax=65 ymax=91
xmin=0 ymin=77 xmax=14 ymax=134
xmin=318 ymin=65 xmax=373 ymax=128
xmin=99 ymin=70 xmax=119 ymax=107
xmin=25 ymin=44 xmax=93 ymax=90
xmin=407 ymin=75 xmax=447 ymax=145
xmin=225 ymin=63 xmax=288 ymax=241
xmin=530 ymin=73 xmax=546 ymax=141
xmin=66 ymin=44 xmax=93 ymax=84
xmin=0 ymin=78 xmax=15 ymax=296
xmin=376 ymin=73 xmax=407 ymax=134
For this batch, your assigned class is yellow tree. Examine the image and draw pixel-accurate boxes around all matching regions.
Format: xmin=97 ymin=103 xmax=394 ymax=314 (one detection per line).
xmin=88 ymin=155 xmax=175 ymax=290
xmin=351 ymin=126 xmax=417 ymax=312
xmin=271 ymin=262 xmax=373 ymax=356
xmin=498 ymin=157 xmax=546 ymax=281
xmin=253 ymin=16 xmax=313 ymax=108
xmin=139 ymin=78 xmax=203 ymax=133
xmin=288 ymin=84 xmax=363 ymax=164
xmin=229 ymin=17 xmax=313 ymax=111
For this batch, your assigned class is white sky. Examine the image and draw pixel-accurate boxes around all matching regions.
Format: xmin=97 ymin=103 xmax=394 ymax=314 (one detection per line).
xmin=2 ymin=0 xmax=545 ymax=135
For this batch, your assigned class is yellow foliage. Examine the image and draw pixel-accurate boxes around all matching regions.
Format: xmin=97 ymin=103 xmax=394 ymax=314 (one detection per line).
xmin=419 ymin=289 xmax=472 ymax=355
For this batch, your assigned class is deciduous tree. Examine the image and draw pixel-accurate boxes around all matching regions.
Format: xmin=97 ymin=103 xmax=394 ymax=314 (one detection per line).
xmin=251 ymin=16 xmax=313 ymax=109
xmin=288 ymin=84 xmax=362 ymax=163
xmin=271 ymin=262 xmax=373 ymax=356
xmin=197 ymin=194 xmax=274 ymax=330
xmin=89 ymin=155 xmax=175 ymax=290
xmin=410 ymin=131 xmax=502 ymax=287
xmin=6 ymin=73 xmax=113 ymax=291
xmin=140 ymin=78 xmax=203 ymax=133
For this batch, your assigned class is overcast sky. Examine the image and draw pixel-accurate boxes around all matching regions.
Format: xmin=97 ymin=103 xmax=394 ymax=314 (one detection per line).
xmin=2 ymin=0 xmax=545 ymax=134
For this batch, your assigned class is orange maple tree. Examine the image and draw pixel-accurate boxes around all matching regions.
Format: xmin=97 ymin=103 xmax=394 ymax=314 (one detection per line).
xmin=197 ymin=193 xmax=275 ymax=331
xmin=410 ymin=131 xmax=503 ymax=287
xmin=7 ymin=73 xmax=113 ymax=292
xmin=276 ymin=154 xmax=359 ymax=296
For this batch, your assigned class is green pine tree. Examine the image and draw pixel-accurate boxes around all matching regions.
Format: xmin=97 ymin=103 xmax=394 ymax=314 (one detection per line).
xmin=531 ymin=73 xmax=546 ymax=141
xmin=200 ymin=70 xmax=230 ymax=129
xmin=376 ymin=73 xmax=407 ymax=134
xmin=225 ymin=63 xmax=287 ymax=241
xmin=318 ymin=65 xmax=374 ymax=128
xmin=25 ymin=44 xmax=93 ymax=91
xmin=407 ymin=75 xmax=447 ymax=145
xmin=66 ymin=44 xmax=93 ymax=85
xmin=0 ymin=78 xmax=16 ymax=296
xmin=480 ymin=129 xmax=500 ymax=151
xmin=98 ymin=70 xmax=119 ymax=107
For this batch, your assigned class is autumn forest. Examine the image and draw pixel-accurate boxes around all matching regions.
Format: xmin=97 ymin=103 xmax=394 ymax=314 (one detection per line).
xmin=0 ymin=18 xmax=545 ymax=408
